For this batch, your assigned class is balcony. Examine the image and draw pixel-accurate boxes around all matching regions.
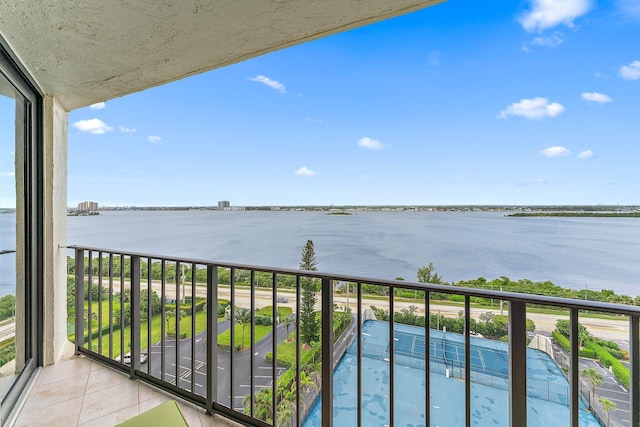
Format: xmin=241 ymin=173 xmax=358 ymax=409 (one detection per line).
xmin=11 ymin=245 xmax=637 ymax=426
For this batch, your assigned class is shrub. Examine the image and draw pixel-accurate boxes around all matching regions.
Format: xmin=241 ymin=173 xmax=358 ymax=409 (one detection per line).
xmin=586 ymin=342 xmax=630 ymax=388
xmin=551 ymin=331 xmax=596 ymax=359
xmin=255 ymin=315 xmax=272 ymax=326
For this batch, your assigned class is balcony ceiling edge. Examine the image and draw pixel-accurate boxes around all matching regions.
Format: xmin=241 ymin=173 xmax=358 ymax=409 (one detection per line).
xmin=0 ymin=0 xmax=444 ymax=111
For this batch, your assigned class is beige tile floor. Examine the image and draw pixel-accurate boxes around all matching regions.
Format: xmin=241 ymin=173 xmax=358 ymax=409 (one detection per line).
xmin=12 ymin=356 xmax=239 ymax=427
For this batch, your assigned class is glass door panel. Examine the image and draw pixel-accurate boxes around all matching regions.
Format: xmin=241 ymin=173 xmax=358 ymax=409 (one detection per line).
xmin=0 ymin=74 xmax=20 ymax=401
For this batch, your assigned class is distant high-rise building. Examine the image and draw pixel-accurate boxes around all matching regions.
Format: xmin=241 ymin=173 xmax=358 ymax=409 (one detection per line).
xmin=78 ymin=201 xmax=98 ymax=211
xmin=218 ymin=200 xmax=230 ymax=210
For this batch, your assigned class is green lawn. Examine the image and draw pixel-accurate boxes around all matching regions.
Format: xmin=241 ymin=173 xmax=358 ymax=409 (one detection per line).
xmin=86 ymin=310 xmax=207 ymax=358
xmin=217 ymin=324 xmax=272 ymax=351
xmin=257 ymin=306 xmax=293 ymax=319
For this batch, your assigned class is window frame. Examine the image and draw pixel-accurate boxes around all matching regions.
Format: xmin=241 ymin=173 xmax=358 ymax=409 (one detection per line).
xmin=0 ymin=36 xmax=44 ymax=425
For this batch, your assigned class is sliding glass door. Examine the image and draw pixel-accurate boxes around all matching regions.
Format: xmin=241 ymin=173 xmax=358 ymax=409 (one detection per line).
xmin=0 ymin=42 xmax=42 ymax=425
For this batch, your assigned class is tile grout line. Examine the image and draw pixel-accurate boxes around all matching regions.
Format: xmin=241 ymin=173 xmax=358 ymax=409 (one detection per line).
xmin=76 ymin=375 xmax=141 ymax=425
xmin=75 ymin=359 xmax=93 ymax=427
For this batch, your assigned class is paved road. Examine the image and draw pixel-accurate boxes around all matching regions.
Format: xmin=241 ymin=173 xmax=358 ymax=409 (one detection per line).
xmin=0 ymin=321 xmax=15 ymax=341
xmin=102 ymin=276 xmax=633 ymax=342
xmin=552 ymin=342 xmax=631 ymax=427
xmin=142 ymin=319 xmax=289 ymax=412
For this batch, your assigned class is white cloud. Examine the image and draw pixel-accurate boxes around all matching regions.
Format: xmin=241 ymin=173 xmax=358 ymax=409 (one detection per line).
xmin=619 ymin=60 xmax=640 ymax=80
xmin=541 ymin=146 xmax=571 ymax=157
xmin=294 ymin=166 xmax=316 ymax=177
xmin=578 ymin=149 xmax=594 ymax=159
xmin=73 ymin=118 xmax=113 ymax=134
xmin=133 ymin=170 xmax=145 ymax=175
xmin=498 ymin=97 xmax=565 ymax=120
xmin=119 ymin=126 xmax=137 ymax=133
xmin=249 ymin=75 xmax=286 ymax=94
xmin=0 ymin=171 xmax=15 ymax=177
xmin=357 ymin=137 xmax=385 ymax=150
xmin=148 ymin=135 xmax=162 ymax=143
xmin=580 ymin=92 xmax=613 ymax=103
xmin=89 ymin=102 xmax=106 ymax=109
xmin=530 ymin=32 xmax=564 ymax=47
xmin=519 ymin=178 xmax=550 ymax=186
xmin=519 ymin=0 xmax=592 ymax=32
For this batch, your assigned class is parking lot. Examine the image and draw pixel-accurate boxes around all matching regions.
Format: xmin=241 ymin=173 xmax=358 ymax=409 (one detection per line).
xmin=144 ymin=320 xmax=289 ymax=411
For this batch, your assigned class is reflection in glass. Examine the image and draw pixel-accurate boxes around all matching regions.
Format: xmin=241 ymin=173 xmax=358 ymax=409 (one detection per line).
xmin=0 ymin=74 xmax=19 ymax=400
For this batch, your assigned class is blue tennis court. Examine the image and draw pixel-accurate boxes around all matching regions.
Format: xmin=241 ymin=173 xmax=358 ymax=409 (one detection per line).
xmin=391 ymin=329 xmax=510 ymax=378
xmin=304 ymin=320 xmax=600 ymax=427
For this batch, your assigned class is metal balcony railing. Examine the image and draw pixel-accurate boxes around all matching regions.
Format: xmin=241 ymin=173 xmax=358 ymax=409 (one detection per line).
xmin=70 ymin=245 xmax=640 ymax=427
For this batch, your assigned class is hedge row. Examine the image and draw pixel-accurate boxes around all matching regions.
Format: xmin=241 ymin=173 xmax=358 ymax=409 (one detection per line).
xmin=586 ymin=342 xmax=630 ymax=388
xmin=165 ymin=299 xmax=206 ymax=316
xmin=0 ymin=338 xmax=15 ymax=352
xmin=551 ymin=331 xmax=596 ymax=359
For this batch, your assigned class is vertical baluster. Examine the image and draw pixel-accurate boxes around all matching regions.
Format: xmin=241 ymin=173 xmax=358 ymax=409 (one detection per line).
xmin=424 ymin=291 xmax=430 ymax=427
xmin=570 ymin=308 xmax=579 ymax=427
xmin=120 ymin=254 xmax=124 ymax=363
xmin=509 ymin=301 xmax=527 ymax=426
xmin=389 ymin=286 xmax=395 ymax=427
xmin=87 ymin=251 xmax=93 ymax=352
xmin=191 ymin=263 xmax=196 ymax=394
xmin=229 ymin=267 xmax=235 ymax=408
xmin=630 ymin=315 xmax=639 ymax=427
xmin=147 ymin=257 xmax=152 ymax=375
xmin=356 ymin=282 xmax=362 ymax=427
xmin=74 ymin=249 xmax=85 ymax=354
xmin=130 ymin=255 xmax=141 ymax=377
xmin=206 ymin=265 xmax=218 ymax=414
xmin=271 ymin=272 xmax=277 ymax=425
xmin=97 ymin=251 xmax=102 ymax=355
xmin=295 ymin=275 xmax=301 ymax=427
xmin=250 ymin=270 xmax=256 ymax=418
xmin=108 ymin=253 xmax=113 ymax=359
xmin=161 ymin=260 xmax=166 ymax=382
xmin=321 ymin=277 xmax=333 ymax=427
xmin=464 ymin=296 xmax=470 ymax=427
xmin=176 ymin=261 xmax=181 ymax=388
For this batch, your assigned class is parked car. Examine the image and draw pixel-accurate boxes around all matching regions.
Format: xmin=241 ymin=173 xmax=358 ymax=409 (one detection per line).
xmin=115 ymin=352 xmax=149 ymax=365
xmin=276 ymin=296 xmax=288 ymax=303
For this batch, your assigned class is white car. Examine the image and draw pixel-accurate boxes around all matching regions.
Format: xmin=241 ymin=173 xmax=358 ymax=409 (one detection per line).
xmin=115 ymin=352 xmax=149 ymax=365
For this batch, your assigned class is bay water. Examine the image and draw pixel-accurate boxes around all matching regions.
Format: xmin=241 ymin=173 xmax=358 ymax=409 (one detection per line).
xmin=2 ymin=210 xmax=640 ymax=297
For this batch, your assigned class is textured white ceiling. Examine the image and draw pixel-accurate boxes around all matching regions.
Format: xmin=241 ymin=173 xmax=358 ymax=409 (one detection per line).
xmin=0 ymin=0 xmax=443 ymax=111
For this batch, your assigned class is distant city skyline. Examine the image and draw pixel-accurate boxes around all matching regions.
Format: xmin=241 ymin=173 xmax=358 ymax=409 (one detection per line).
xmin=57 ymin=1 xmax=640 ymax=207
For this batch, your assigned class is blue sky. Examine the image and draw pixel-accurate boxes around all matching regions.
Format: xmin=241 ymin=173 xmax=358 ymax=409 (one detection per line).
xmin=62 ymin=0 xmax=640 ymax=207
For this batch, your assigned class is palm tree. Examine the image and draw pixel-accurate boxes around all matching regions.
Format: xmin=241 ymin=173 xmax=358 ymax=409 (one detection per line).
xmin=282 ymin=316 xmax=294 ymax=341
xmin=598 ymin=397 xmax=616 ymax=426
xmin=243 ymin=389 xmax=273 ymax=423
xmin=235 ymin=308 xmax=251 ymax=351
xmin=581 ymin=367 xmax=604 ymax=407
xmin=277 ymin=400 xmax=294 ymax=426
xmin=165 ymin=309 xmax=175 ymax=335
xmin=309 ymin=340 xmax=321 ymax=366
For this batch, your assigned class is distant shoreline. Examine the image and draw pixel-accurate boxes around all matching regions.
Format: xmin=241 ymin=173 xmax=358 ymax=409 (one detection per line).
xmin=507 ymin=212 xmax=640 ymax=218
xmin=63 ymin=204 xmax=640 ymax=214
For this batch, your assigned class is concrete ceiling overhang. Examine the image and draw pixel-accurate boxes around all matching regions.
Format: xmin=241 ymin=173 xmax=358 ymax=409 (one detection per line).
xmin=0 ymin=0 xmax=443 ymax=111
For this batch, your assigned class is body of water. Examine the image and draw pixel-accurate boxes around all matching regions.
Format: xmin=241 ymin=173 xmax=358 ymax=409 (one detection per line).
xmin=0 ymin=212 xmax=16 ymax=298
xmin=2 ymin=210 xmax=640 ymax=297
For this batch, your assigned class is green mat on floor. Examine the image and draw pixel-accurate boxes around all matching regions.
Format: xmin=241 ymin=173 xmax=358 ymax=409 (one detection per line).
xmin=115 ymin=400 xmax=188 ymax=427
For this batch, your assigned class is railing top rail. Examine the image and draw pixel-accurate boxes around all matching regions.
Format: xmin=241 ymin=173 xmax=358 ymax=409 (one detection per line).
xmin=68 ymin=244 xmax=640 ymax=316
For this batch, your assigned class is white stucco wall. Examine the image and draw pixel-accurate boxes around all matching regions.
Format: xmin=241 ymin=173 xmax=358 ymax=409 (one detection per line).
xmin=42 ymin=96 xmax=68 ymax=365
